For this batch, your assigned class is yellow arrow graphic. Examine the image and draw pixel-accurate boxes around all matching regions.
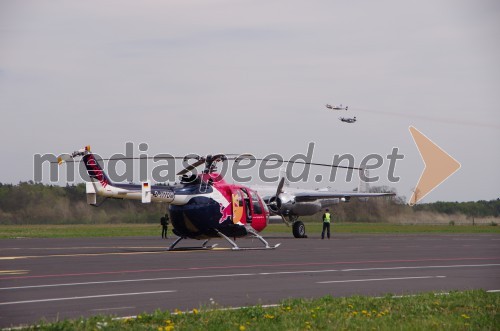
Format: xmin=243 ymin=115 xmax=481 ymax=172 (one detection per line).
xmin=409 ymin=126 xmax=461 ymax=205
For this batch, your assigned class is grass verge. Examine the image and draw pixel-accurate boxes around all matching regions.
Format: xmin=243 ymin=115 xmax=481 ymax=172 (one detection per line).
xmin=17 ymin=290 xmax=499 ymax=330
xmin=267 ymin=222 xmax=500 ymax=235
xmin=0 ymin=223 xmax=499 ymax=239
xmin=0 ymin=224 xmax=161 ymax=239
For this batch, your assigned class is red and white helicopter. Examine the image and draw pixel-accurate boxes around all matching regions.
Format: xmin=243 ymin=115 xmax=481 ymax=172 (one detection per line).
xmin=326 ymin=104 xmax=348 ymax=111
xmin=58 ymin=146 xmax=394 ymax=250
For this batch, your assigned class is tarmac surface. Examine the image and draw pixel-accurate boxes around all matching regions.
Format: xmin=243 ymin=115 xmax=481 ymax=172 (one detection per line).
xmin=0 ymin=233 xmax=499 ymax=328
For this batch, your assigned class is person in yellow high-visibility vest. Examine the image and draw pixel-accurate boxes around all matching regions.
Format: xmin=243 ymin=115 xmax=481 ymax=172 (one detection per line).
xmin=321 ymin=209 xmax=332 ymax=239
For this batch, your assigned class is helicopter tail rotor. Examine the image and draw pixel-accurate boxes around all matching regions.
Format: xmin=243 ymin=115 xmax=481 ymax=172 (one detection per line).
xmin=57 ymin=145 xmax=91 ymax=164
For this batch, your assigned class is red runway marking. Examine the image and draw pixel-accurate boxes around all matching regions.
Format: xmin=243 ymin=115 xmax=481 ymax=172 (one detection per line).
xmin=1 ymin=256 xmax=499 ymax=281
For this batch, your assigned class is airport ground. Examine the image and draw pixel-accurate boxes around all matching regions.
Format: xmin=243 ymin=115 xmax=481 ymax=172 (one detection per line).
xmin=1 ymin=222 xmax=499 ymax=239
xmin=0 ymin=228 xmax=499 ymax=329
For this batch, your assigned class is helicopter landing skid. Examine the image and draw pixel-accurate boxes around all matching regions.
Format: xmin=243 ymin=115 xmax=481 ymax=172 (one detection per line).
xmin=167 ymin=237 xmax=218 ymax=251
xmin=215 ymin=228 xmax=281 ymax=250
xmin=167 ymin=245 xmax=219 ymax=251
xmin=229 ymin=243 xmax=281 ymax=251
xmin=167 ymin=230 xmax=281 ymax=251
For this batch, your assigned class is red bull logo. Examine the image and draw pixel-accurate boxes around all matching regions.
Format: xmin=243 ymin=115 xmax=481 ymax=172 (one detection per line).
xmin=84 ymin=154 xmax=108 ymax=188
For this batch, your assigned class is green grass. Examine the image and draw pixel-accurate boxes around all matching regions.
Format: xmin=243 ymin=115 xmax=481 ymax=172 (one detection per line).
xmin=0 ymin=222 xmax=499 ymax=239
xmin=19 ymin=290 xmax=499 ymax=330
xmin=0 ymin=224 xmax=162 ymax=239
xmin=267 ymin=222 xmax=500 ymax=234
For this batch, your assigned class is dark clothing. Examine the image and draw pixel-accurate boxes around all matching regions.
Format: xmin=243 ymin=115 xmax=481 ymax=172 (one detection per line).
xmin=161 ymin=216 xmax=169 ymax=239
xmin=321 ymin=212 xmax=332 ymax=239
xmin=321 ymin=222 xmax=330 ymax=239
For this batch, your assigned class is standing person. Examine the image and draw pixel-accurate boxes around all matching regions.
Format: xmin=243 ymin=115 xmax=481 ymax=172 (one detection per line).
xmin=321 ymin=209 xmax=332 ymax=239
xmin=161 ymin=214 xmax=169 ymax=239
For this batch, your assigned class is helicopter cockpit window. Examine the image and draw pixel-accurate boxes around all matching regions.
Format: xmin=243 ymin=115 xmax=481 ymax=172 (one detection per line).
xmin=240 ymin=189 xmax=252 ymax=220
xmin=251 ymin=192 xmax=263 ymax=214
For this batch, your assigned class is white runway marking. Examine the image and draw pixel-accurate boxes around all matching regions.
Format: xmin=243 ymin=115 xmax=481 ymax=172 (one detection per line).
xmin=113 ymin=303 xmax=282 ymax=321
xmin=258 ymin=269 xmax=338 ymax=276
xmin=374 ymin=292 xmax=450 ymax=299
xmin=0 ymin=274 xmax=255 ymax=290
xmin=340 ymin=263 xmax=500 ymax=272
xmin=1 ymin=263 xmax=497 ymax=291
xmin=317 ymin=275 xmax=446 ymax=284
xmin=0 ymin=251 xmax=167 ymax=260
xmin=0 ymin=290 xmax=176 ymax=306
xmin=0 ymin=246 xmax=167 ymax=251
xmin=91 ymin=306 xmax=135 ymax=312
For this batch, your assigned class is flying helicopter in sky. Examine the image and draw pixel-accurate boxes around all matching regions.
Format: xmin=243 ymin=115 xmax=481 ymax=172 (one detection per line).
xmin=326 ymin=104 xmax=348 ymax=111
xmin=58 ymin=146 xmax=394 ymax=247
xmin=339 ymin=116 xmax=357 ymax=123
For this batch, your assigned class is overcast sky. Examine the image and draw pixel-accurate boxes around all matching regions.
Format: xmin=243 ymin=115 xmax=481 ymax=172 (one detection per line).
xmin=1 ymin=0 xmax=499 ymax=202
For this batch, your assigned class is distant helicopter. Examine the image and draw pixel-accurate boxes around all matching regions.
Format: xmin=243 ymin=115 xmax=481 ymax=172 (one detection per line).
xmin=326 ymin=104 xmax=348 ymax=111
xmin=339 ymin=116 xmax=357 ymax=123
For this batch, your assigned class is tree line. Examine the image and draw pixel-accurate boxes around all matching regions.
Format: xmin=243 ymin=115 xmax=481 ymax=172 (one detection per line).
xmin=413 ymin=200 xmax=500 ymax=218
xmin=0 ymin=182 xmax=164 ymax=224
xmin=0 ymin=182 xmax=498 ymax=225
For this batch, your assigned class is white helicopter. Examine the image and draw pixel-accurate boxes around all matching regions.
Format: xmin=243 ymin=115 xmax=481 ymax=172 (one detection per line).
xmin=326 ymin=104 xmax=348 ymax=111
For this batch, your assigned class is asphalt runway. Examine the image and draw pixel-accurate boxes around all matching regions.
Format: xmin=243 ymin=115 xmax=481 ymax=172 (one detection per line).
xmin=1 ymin=233 xmax=499 ymax=328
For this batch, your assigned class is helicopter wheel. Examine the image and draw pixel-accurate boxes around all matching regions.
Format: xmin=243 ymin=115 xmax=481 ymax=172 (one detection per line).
xmin=292 ymin=221 xmax=307 ymax=238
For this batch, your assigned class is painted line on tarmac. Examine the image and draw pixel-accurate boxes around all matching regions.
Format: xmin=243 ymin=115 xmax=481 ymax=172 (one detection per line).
xmin=340 ymin=263 xmax=500 ymax=272
xmin=0 ymin=247 xmax=235 ymax=259
xmin=0 ymin=270 xmax=28 ymax=275
xmin=1 ymin=263 xmax=498 ymax=291
xmin=0 ymin=273 xmax=256 ymax=290
xmin=0 ymin=251 xmax=167 ymax=260
xmin=374 ymin=292 xmax=450 ymax=299
xmin=1 ymin=256 xmax=499 ymax=280
xmin=0 ymin=290 xmax=177 ymax=306
xmin=0 ymin=246 xmax=168 ymax=251
xmin=113 ymin=303 xmax=281 ymax=322
xmin=317 ymin=275 xmax=446 ymax=284
xmin=90 ymin=306 xmax=136 ymax=312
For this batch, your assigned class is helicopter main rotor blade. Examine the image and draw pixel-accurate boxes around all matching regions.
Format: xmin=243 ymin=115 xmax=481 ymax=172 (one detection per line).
xmin=51 ymin=155 xmax=187 ymax=163
xmin=276 ymin=177 xmax=285 ymax=196
xmin=177 ymin=158 xmax=206 ymax=176
xmin=53 ymin=153 xmax=363 ymax=171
